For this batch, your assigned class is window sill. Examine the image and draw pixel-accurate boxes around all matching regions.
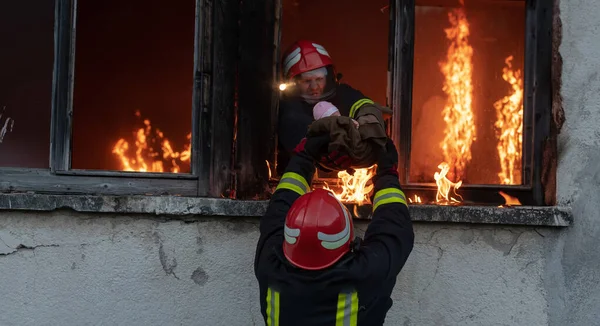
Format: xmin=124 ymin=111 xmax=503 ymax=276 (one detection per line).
xmin=0 ymin=193 xmax=572 ymax=227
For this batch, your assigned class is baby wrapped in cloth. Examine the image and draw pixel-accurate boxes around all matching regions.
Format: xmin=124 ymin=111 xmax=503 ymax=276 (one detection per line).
xmin=308 ymin=100 xmax=388 ymax=170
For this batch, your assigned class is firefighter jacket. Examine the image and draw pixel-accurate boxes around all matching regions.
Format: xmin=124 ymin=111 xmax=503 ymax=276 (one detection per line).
xmin=276 ymin=83 xmax=382 ymax=175
xmin=254 ymin=152 xmax=415 ymax=325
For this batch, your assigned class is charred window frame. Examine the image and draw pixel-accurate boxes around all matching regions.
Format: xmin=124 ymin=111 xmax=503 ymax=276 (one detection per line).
xmin=0 ymin=0 xmax=237 ymax=197
xmin=390 ymin=0 xmax=553 ymax=206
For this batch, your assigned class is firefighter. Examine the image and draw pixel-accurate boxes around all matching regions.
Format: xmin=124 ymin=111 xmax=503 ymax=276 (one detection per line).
xmin=276 ymin=40 xmax=391 ymax=175
xmin=254 ymin=134 xmax=414 ymax=325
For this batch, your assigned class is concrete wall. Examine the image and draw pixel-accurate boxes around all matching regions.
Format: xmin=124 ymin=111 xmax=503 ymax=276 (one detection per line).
xmin=1 ymin=1 xmax=599 ymax=326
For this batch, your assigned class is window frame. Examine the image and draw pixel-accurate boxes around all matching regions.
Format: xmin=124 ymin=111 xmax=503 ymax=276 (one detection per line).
xmin=0 ymin=0 xmax=237 ymax=197
xmin=389 ymin=0 xmax=554 ymax=206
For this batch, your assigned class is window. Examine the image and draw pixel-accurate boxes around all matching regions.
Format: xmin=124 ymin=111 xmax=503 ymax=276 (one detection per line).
xmin=262 ymin=0 xmax=553 ymax=208
xmin=71 ymin=1 xmax=194 ymax=174
xmin=0 ymin=0 xmax=555 ymax=211
xmin=267 ymin=0 xmax=391 ymax=200
xmin=0 ymin=0 xmax=236 ymax=197
xmin=390 ymin=0 xmax=553 ymax=206
xmin=0 ymin=1 xmax=54 ymax=168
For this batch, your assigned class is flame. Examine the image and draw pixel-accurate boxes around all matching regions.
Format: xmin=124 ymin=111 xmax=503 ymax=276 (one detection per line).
xmin=408 ymin=195 xmax=423 ymax=204
xmin=438 ymin=1 xmax=475 ymax=183
xmin=322 ymin=165 xmax=377 ymax=205
xmin=434 ymin=162 xmax=463 ymax=204
xmin=112 ymin=110 xmax=191 ymax=173
xmin=0 ymin=106 xmax=15 ymax=144
xmin=266 ymin=160 xmax=272 ymax=179
xmin=498 ymin=191 xmax=522 ymax=206
xmin=494 ymin=55 xmax=524 ymax=185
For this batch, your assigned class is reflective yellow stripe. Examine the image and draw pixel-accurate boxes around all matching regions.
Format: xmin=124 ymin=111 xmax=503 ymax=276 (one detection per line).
xmin=336 ymin=291 xmax=358 ymax=326
xmin=275 ymin=172 xmax=309 ymax=195
xmin=349 ymin=98 xmax=374 ymax=118
xmin=373 ymin=188 xmax=408 ymax=211
xmin=266 ymin=288 xmax=280 ymax=326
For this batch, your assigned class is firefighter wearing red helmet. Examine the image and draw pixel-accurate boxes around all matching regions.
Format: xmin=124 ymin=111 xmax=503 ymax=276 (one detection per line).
xmin=276 ymin=40 xmax=391 ymax=175
xmin=254 ymin=134 xmax=414 ymax=325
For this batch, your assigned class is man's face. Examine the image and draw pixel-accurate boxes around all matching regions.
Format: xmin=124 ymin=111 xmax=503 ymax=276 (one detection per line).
xmin=296 ymin=68 xmax=327 ymax=98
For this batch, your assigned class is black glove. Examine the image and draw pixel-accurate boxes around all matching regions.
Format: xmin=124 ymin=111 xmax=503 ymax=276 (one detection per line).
xmin=375 ymin=138 xmax=399 ymax=177
xmin=317 ymin=144 xmax=352 ymax=172
xmin=292 ymin=134 xmax=331 ymax=161
xmin=293 ymin=134 xmax=352 ymax=172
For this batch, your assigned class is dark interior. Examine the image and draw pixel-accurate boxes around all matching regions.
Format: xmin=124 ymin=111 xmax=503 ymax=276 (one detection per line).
xmin=71 ymin=0 xmax=195 ymax=172
xmin=0 ymin=1 xmax=54 ymax=168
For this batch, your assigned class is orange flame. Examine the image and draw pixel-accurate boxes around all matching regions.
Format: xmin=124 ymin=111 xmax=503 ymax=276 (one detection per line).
xmin=322 ymin=165 xmax=377 ymax=205
xmin=266 ymin=160 xmax=272 ymax=179
xmin=112 ymin=110 xmax=190 ymax=173
xmin=494 ymin=55 xmax=524 ymax=185
xmin=434 ymin=162 xmax=463 ymax=204
xmin=408 ymin=195 xmax=423 ymax=204
xmin=438 ymin=1 xmax=475 ymax=182
xmin=498 ymin=191 xmax=522 ymax=206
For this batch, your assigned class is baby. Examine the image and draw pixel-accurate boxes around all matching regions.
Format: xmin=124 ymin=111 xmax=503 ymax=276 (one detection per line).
xmin=309 ymin=100 xmax=388 ymax=170
xmin=313 ymin=101 xmax=360 ymax=128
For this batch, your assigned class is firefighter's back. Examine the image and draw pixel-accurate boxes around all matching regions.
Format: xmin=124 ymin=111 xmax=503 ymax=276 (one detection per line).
xmin=257 ymin=249 xmax=394 ymax=326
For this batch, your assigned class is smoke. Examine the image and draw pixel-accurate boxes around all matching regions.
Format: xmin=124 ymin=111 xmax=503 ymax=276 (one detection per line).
xmin=0 ymin=106 xmax=15 ymax=143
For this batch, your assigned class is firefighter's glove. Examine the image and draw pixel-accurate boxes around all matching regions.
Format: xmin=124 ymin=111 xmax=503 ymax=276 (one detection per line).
xmin=293 ymin=135 xmax=352 ymax=172
xmin=317 ymin=145 xmax=352 ymax=172
xmin=293 ymin=134 xmax=331 ymax=162
xmin=375 ymin=138 xmax=399 ymax=178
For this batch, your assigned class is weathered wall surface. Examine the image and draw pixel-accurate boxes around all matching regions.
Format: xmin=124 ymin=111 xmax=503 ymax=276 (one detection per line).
xmin=1 ymin=1 xmax=599 ymax=326
xmin=0 ymin=213 xmax=265 ymax=326
xmin=0 ymin=212 xmax=557 ymax=326
xmin=548 ymin=0 xmax=600 ymax=325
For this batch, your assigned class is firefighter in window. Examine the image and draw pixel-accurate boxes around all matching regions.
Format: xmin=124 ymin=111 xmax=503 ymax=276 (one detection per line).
xmin=276 ymin=40 xmax=392 ymax=175
xmin=254 ymin=134 xmax=414 ymax=325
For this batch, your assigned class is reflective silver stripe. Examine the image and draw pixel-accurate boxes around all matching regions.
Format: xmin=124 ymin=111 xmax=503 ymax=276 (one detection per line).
xmin=279 ymin=177 xmax=309 ymax=193
xmin=343 ymin=293 xmax=352 ymax=326
xmin=373 ymin=192 xmax=406 ymax=205
xmin=270 ymin=289 xmax=276 ymax=325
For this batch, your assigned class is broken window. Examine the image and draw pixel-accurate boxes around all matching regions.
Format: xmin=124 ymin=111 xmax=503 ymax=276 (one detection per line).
xmin=0 ymin=0 xmax=54 ymax=168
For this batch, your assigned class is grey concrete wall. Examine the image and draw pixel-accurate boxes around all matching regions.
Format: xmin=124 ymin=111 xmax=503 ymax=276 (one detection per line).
xmin=0 ymin=212 xmax=556 ymax=326
xmin=1 ymin=1 xmax=599 ymax=326
xmin=548 ymin=0 xmax=600 ymax=325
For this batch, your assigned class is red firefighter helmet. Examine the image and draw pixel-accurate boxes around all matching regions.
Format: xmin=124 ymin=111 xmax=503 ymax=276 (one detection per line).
xmin=283 ymin=188 xmax=354 ymax=270
xmin=282 ymin=40 xmax=335 ymax=80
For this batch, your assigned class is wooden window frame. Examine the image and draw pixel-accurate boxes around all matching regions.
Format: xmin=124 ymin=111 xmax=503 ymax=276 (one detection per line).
xmin=0 ymin=0 xmax=237 ymax=198
xmin=389 ymin=0 xmax=554 ymax=206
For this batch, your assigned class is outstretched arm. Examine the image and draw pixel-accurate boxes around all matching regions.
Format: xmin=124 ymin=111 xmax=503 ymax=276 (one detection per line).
xmin=352 ymin=139 xmax=414 ymax=280
xmin=254 ymin=136 xmax=329 ymax=275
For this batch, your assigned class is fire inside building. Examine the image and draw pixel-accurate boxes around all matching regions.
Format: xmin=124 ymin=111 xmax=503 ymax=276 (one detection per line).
xmin=0 ymin=0 xmax=553 ymax=217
